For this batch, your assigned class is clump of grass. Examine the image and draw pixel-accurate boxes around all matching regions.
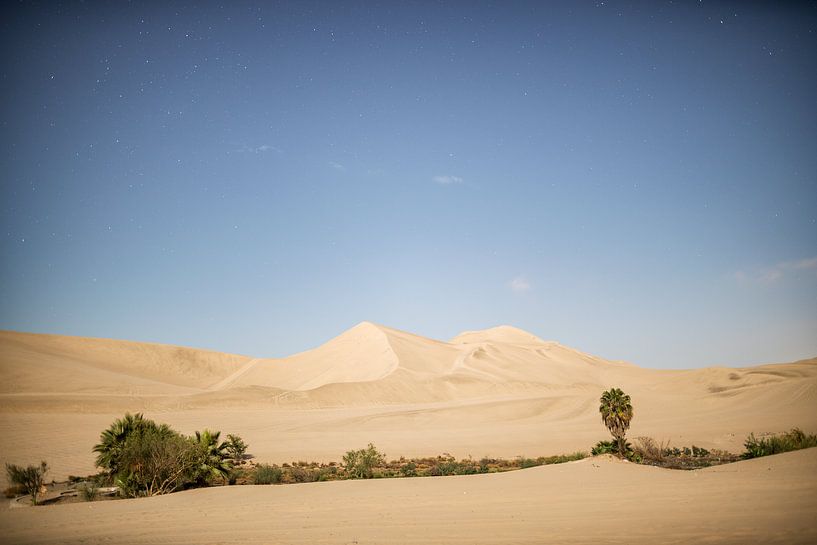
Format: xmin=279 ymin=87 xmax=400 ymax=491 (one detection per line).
xmin=253 ymin=464 xmax=283 ymax=485
xmin=743 ymin=428 xmax=817 ymax=459
xmin=540 ymin=452 xmax=587 ymax=464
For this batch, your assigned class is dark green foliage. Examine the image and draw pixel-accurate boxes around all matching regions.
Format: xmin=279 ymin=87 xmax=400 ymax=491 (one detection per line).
xmin=94 ymin=414 xmax=236 ymax=497
xmin=253 ymin=464 xmax=283 ymax=484
xmin=342 ymin=444 xmax=386 ymax=479
xmin=93 ymin=413 xmax=174 ymax=474
xmin=592 ymin=439 xmax=638 ymax=460
xmin=599 ymin=388 xmax=634 ymax=458
xmin=5 ymin=461 xmax=48 ymax=505
xmin=742 ymin=428 xmax=817 ymax=459
xmin=192 ymin=429 xmax=232 ymax=484
xmin=591 ymin=440 xmax=619 ymax=455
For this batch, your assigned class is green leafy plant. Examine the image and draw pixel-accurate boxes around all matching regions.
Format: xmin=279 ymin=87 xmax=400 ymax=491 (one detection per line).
xmin=342 ymin=444 xmax=386 ymax=479
xmin=192 ymin=429 xmax=232 ymax=485
xmin=599 ymin=388 xmax=634 ymax=458
xmin=253 ymin=464 xmax=283 ymax=484
xmin=93 ymin=413 xmax=174 ymax=474
xmin=5 ymin=461 xmax=48 ymax=505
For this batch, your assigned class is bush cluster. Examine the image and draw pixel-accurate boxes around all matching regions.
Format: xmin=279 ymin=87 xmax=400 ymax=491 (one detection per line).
xmin=629 ymin=437 xmax=740 ymax=469
xmin=92 ymin=413 xmax=247 ymax=498
xmin=742 ymin=428 xmax=817 ymax=459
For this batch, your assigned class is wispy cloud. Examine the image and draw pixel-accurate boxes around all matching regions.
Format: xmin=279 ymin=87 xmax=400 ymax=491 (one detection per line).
xmin=329 ymin=161 xmax=346 ymax=171
xmin=734 ymin=257 xmax=817 ymax=285
xmin=432 ymin=175 xmax=463 ymax=185
xmin=509 ymin=276 xmax=531 ymax=293
xmin=255 ymin=144 xmax=282 ymax=153
xmin=234 ymin=143 xmax=283 ymax=154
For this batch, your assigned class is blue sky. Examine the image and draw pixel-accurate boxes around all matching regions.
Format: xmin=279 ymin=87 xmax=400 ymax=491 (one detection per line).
xmin=2 ymin=2 xmax=815 ymax=368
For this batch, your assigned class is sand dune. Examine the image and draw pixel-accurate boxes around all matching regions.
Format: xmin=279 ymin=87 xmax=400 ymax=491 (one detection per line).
xmin=1 ymin=322 xmax=815 ymax=490
xmin=0 ymin=330 xmax=251 ymax=394
xmin=2 ymin=448 xmax=815 ymax=545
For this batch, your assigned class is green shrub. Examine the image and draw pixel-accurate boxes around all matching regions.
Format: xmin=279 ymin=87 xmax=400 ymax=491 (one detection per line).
xmin=743 ymin=428 xmax=817 ymax=459
xmin=115 ymin=428 xmax=199 ymax=497
xmin=94 ymin=414 xmax=236 ymax=497
xmin=5 ymin=461 xmax=48 ymax=505
xmin=592 ymin=440 xmax=638 ymax=461
xmin=591 ymin=440 xmax=618 ymax=455
xmin=342 ymin=444 xmax=385 ymax=479
xmin=79 ymin=483 xmax=99 ymax=501
xmin=253 ymin=464 xmax=282 ymax=485
xmin=315 ymin=466 xmax=337 ymax=482
xmin=399 ymin=461 xmax=417 ymax=477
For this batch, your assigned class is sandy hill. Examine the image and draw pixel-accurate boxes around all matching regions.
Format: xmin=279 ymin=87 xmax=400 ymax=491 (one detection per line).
xmin=0 ymin=330 xmax=251 ymax=395
xmin=0 ymin=324 xmax=816 ymax=487
xmin=215 ymin=321 xmax=637 ymax=406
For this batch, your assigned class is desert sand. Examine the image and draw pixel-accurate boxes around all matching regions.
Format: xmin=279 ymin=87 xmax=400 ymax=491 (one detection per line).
xmin=1 ymin=450 xmax=815 ymax=544
xmin=1 ymin=322 xmax=816 ymax=543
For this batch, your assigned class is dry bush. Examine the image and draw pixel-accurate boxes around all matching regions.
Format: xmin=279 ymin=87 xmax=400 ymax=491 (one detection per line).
xmin=633 ymin=437 xmax=668 ymax=463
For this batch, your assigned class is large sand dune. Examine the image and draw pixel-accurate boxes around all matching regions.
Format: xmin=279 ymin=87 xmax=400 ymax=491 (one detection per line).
xmin=1 ymin=323 xmax=816 ymax=485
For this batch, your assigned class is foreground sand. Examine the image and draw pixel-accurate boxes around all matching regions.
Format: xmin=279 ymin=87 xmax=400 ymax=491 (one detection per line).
xmin=2 ymin=448 xmax=816 ymax=545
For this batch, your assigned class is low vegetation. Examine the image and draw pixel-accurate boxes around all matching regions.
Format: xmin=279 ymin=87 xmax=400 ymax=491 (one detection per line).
xmin=8 ymin=401 xmax=814 ymax=506
xmin=92 ymin=413 xmax=246 ymax=498
xmin=5 ymin=461 xmax=49 ymax=505
xmin=342 ymin=443 xmax=386 ymax=479
xmin=742 ymin=428 xmax=817 ymax=459
xmin=630 ymin=437 xmax=740 ymax=469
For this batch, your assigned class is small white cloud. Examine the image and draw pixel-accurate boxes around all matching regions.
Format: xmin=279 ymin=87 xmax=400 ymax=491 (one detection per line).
xmin=255 ymin=144 xmax=282 ymax=153
xmin=329 ymin=161 xmax=346 ymax=171
xmin=432 ymin=175 xmax=463 ymax=185
xmin=734 ymin=257 xmax=817 ymax=285
xmin=509 ymin=276 xmax=531 ymax=293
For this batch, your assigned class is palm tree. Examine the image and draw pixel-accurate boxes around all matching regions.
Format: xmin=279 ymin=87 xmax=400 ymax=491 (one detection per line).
xmin=93 ymin=413 xmax=173 ymax=474
xmin=599 ymin=388 xmax=634 ymax=458
xmin=193 ymin=429 xmax=231 ymax=483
